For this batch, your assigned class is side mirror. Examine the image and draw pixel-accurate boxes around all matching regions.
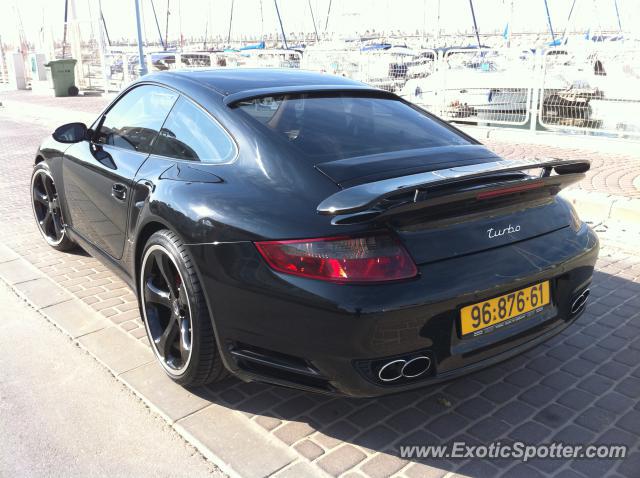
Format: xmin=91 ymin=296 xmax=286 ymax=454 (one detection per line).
xmin=52 ymin=122 xmax=89 ymax=144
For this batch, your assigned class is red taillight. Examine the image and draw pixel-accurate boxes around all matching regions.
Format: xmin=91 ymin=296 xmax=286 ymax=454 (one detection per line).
xmin=476 ymin=181 xmax=544 ymax=200
xmin=254 ymin=234 xmax=417 ymax=283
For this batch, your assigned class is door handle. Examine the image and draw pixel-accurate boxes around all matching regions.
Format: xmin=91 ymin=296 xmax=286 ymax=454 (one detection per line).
xmin=111 ymin=183 xmax=127 ymax=201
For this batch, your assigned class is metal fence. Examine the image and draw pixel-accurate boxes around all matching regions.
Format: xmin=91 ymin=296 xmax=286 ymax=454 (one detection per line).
xmin=301 ymin=46 xmax=431 ymax=93
xmin=8 ymin=37 xmax=640 ymax=139
xmin=400 ymin=48 xmax=536 ymax=126
xmin=539 ymin=47 xmax=640 ymax=136
xmin=0 ymin=52 xmax=9 ymax=85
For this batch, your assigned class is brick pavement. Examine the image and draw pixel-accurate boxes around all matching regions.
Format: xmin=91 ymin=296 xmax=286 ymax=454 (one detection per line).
xmin=1 ymin=92 xmax=640 ymax=477
xmin=486 ymin=141 xmax=640 ymax=199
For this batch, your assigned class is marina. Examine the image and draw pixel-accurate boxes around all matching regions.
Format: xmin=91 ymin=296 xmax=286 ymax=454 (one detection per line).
xmin=2 ymin=0 xmax=640 ymax=140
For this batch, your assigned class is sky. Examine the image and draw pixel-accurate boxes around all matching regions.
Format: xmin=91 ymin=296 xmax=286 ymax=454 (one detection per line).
xmin=3 ymin=0 xmax=639 ymax=47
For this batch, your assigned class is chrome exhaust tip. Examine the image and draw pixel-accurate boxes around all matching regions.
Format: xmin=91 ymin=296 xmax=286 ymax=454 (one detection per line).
xmin=378 ymin=355 xmax=431 ymax=382
xmin=571 ymin=288 xmax=590 ymax=315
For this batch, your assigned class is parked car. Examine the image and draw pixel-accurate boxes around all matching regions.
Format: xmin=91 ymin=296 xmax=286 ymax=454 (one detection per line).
xmin=31 ymin=69 xmax=598 ymax=396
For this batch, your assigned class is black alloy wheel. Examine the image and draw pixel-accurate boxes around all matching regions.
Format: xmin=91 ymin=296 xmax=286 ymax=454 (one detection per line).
xmin=141 ymin=244 xmax=193 ymax=374
xmin=31 ymin=164 xmax=75 ymax=251
xmin=139 ymin=230 xmax=227 ymax=385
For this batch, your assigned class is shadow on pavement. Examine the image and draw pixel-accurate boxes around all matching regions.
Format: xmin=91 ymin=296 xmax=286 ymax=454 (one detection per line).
xmin=189 ymin=269 xmax=640 ymax=477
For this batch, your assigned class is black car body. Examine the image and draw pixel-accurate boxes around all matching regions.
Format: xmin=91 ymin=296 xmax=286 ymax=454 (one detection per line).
xmin=33 ymin=69 xmax=598 ymax=397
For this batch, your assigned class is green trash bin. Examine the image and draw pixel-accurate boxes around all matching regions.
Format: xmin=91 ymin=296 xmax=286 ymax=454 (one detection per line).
xmin=45 ymin=59 xmax=78 ymax=97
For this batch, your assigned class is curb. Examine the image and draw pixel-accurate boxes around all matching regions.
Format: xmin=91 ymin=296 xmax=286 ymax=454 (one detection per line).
xmin=561 ymin=189 xmax=640 ymax=225
xmin=0 ymin=244 xmax=321 ymax=478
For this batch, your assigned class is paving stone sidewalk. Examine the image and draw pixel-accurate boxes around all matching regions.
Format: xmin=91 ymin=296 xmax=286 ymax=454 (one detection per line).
xmin=1 ymin=91 xmax=640 ymax=477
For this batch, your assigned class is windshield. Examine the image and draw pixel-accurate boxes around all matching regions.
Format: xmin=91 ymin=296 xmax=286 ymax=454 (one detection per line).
xmin=234 ymin=94 xmax=470 ymax=162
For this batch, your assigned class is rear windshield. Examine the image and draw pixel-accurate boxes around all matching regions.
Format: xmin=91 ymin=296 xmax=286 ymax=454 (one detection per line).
xmin=234 ymin=94 xmax=470 ymax=161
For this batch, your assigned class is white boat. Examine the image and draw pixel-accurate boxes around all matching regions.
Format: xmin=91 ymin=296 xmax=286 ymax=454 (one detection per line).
xmin=401 ymin=49 xmax=573 ymax=123
xmin=223 ymin=49 xmax=302 ymax=69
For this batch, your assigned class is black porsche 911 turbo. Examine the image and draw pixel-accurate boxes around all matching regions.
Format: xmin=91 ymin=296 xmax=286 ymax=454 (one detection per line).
xmin=31 ymin=69 xmax=598 ymax=397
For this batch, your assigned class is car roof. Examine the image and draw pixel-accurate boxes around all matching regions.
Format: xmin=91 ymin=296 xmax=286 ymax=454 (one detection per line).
xmin=151 ymin=68 xmax=366 ymax=96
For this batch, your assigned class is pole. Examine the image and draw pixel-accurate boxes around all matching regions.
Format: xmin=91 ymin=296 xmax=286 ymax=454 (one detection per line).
xmin=308 ymin=0 xmax=319 ymax=43
xmin=150 ymin=0 xmax=166 ymax=49
xmin=227 ymin=0 xmax=234 ymax=45
xmin=203 ymin=18 xmax=208 ymax=50
xmin=179 ymin=0 xmax=183 ymax=49
xmin=203 ymin=0 xmax=209 ymax=50
xmin=529 ymin=47 xmax=542 ymax=134
xmin=62 ymin=0 xmax=69 ymax=57
xmin=260 ymin=0 xmax=264 ymax=39
xmin=68 ymin=0 xmax=84 ymax=86
xmin=96 ymin=0 xmax=109 ymax=94
xmin=543 ymin=0 xmax=556 ymax=44
xmin=324 ymin=0 xmax=332 ymax=32
xmin=508 ymin=0 xmax=514 ymax=47
xmin=468 ymin=0 xmax=481 ymax=48
xmin=613 ymin=0 xmax=622 ymax=32
xmin=422 ymin=0 xmax=426 ymax=44
xmin=135 ymin=0 xmax=148 ymax=75
xmin=100 ymin=8 xmax=112 ymax=46
xmin=436 ymin=0 xmax=440 ymax=46
xmin=165 ymin=0 xmax=170 ymax=50
xmin=274 ymin=0 xmax=288 ymax=49
xmin=560 ymin=0 xmax=577 ymax=43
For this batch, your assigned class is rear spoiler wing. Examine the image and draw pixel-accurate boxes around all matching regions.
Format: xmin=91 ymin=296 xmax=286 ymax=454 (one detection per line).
xmin=317 ymin=158 xmax=590 ymax=216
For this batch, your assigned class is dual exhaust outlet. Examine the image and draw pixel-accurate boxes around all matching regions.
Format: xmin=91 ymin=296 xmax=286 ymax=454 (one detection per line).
xmin=378 ymin=355 xmax=431 ymax=382
xmin=377 ymin=289 xmax=589 ymax=383
xmin=571 ymin=288 xmax=590 ymax=315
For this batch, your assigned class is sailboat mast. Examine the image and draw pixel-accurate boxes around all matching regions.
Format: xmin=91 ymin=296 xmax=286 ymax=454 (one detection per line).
xmin=324 ymin=0 xmax=332 ymax=32
xmin=227 ymin=0 xmax=234 ymax=45
xmin=274 ymin=0 xmax=288 ymax=49
xmin=508 ymin=0 xmax=513 ymax=47
xmin=543 ymin=0 xmax=556 ymax=44
xmin=436 ymin=0 xmax=441 ymax=46
xmin=165 ymin=0 xmax=170 ymax=50
xmin=150 ymin=0 xmax=166 ymax=49
xmin=308 ymin=0 xmax=319 ymax=43
xmin=260 ymin=0 xmax=264 ymax=39
xmin=560 ymin=0 xmax=577 ymax=43
xmin=179 ymin=0 xmax=183 ymax=49
xmin=468 ymin=0 xmax=481 ymax=48
xmin=613 ymin=0 xmax=622 ymax=32
xmin=99 ymin=0 xmax=112 ymax=47
xmin=203 ymin=4 xmax=208 ymax=50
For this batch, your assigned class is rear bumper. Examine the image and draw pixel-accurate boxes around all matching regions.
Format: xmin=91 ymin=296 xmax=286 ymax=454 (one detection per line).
xmin=188 ymin=224 xmax=599 ymax=397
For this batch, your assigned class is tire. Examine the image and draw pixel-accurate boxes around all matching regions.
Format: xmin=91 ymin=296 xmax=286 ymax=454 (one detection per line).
xmin=139 ymin=229 xmax=227 ymax=386
xmin=31 ymin=163 xmax=76 ymax=252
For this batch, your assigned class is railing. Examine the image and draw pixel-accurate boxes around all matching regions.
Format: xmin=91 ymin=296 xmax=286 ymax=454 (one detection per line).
xmin=401 ymin=48 xmax=535 ymax=126
xmin=0 ymin=46 xmax=13 ymax=85
xmin=27 ymin=42 xmax=640 ymax=138
xmin=539 ymin=47 xmax=640 ymax=137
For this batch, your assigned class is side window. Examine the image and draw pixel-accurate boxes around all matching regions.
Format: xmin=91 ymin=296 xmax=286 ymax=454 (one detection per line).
xmin=152 ymin=96 xmax=236 ymax=163
xmin=95 ymin=85 xmax=177 ymax=153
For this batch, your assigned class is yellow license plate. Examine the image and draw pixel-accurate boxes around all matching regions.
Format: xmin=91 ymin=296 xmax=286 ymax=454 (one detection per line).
xmin=460 ymin=281 xmax=550 ymax=337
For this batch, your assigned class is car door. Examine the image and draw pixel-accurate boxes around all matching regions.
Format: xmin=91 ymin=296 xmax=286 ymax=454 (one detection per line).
xmin=62 ymin=84 xmax=178 ymax=259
